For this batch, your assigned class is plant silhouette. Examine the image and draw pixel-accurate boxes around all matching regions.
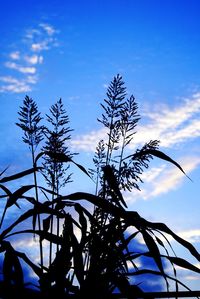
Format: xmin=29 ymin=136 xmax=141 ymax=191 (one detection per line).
xmin=16 ymin=96 xmax=44 ymax=270
xmin=42 ymin=98 xmax=75 ymax=264
xmin=0 ymin=75 xmax=199 ymax=299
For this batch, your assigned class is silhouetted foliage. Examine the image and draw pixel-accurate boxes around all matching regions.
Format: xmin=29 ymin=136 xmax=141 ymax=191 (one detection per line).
xmin=0 ymin=75 xmax=199 ymax=299
xmin=42 ymin=98 xmax=74 ymax=191
xmin=16 ymin=95 xmax=44 ymax=269
xmin=41 ymin=98 xmax=75 ymax=264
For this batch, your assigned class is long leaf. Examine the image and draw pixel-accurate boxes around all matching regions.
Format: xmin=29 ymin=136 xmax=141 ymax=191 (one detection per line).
xmin=34 ymin=151 xmax=45 ymax=165
xmin=75 ymin=204 xmax=87 ymax=247
xmin=6 ymin=185 xmax=35 ymax=208
xmin=73 ymin=161 xmax=93 ymax=180
xmin=3 ymin=242 xmax=24 ymax=287
xmin=72 ymin=231 xmax=84 ymax=285
xmin=0 ymin=202 xmax=81 ymax=241
xmin=0 ymin=204 xmax=62 ymax=240
xmin=0 ymin=185 xmax=34 ymax=228
xmin=6 ymin=229 xmax=63 ymax=245
xmin=0 ymin=165 xmax=10 ymax=177
xmin=133 ymin=149 xmax=192 ymax=180
xmin=163 ymin=255 xmax=200 ymax=274
xmin=144 ymin=219 xmax=200 ymax=262
xmin=150 ymin=229 xmax=179 ymax=296
xmin=44 ymin=151 xmax=93 ymax=180
xmin=124 ymin=213 xmax=200 ymax=262
xmin=0 ymin=184 xmax=12 ymax=197
xmin=60 ymin=192 xmax=127 ymax=218
xmin=43 ymin=215 xmax=52 ymax=232
xmin=15 ymin=249 xmax=42 ymax=277
xmin=127 ymin=269 xmax=192 ymax=292
xmin=141 ymin=230 xmax=165 ymax=276
xmin=0 ymin=185 xmax=12 ymax=228
xmin=0 ymin=167 xmax=42 ymax=183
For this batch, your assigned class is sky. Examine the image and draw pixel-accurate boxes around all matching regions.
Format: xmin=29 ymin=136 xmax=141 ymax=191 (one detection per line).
xmin=0 ymin=0 xmax=200 ymax=292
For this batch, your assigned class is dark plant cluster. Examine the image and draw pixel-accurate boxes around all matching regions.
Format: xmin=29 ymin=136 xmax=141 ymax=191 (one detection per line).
xmin=0 ymin=75 xmax=199 ymax=299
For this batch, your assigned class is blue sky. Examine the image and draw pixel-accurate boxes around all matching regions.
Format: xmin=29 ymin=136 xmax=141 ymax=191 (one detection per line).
xmin=0 ymin=0 xmax=200 ymax=291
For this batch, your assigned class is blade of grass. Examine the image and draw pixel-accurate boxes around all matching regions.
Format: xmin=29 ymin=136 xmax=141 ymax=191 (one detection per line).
xmin=0 ymin=167 xmax=42 ymax=183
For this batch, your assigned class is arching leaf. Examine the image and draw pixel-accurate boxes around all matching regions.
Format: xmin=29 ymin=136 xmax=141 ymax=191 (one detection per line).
xmin=133 ymin=149 xmax=192 ymax=180
xmin=0 ymin=167 xmax=42 ymax=183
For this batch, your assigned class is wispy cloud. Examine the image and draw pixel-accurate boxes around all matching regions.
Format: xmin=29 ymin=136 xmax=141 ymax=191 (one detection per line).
xmin=145 ymin=156 xmax=200 ymax=198
xmin=0 ymin=22 xmax=59 ymax=93
xmin=71 ymin=93 xmax=200 ymax=151
xmin=71 ymin=128 xmax=106 ymax=152
xmin=135 ymin=93 xmax=200 ymax=148
xmin=0 ymin=76 xmax=34 ymax=93
xmin=39 ymin=23 xmax=57 ymax=36
xmin=26 ymin=23 xmax=59 ymax=52
xmin=124 ymin=156 xmax=200 ymax=202
xmin=5 ymin=61 xmax=36 ymax=74
xmin=178 ymin=229 xmax=200 ymax=244
xmin=24 ymin=54 xmax=43 ymax=65
xmin=9 ymin=51 xmax=20 ymax=60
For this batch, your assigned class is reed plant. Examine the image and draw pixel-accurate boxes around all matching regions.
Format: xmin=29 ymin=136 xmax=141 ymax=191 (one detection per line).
xmin=0 ymin=75 xmax=199 ymax=299
xmin=16 ymin=96 xmax=44 ymax=270
xmin=42 ymin=98 xmax=75 ymax=264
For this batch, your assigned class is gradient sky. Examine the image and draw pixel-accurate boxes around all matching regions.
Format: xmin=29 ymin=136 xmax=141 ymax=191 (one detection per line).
xmin=0 ymin=0 xmax=200 ymax=291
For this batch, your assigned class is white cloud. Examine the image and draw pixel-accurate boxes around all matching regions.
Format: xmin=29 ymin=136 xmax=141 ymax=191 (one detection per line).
xmin=24 ymin=54 xmax=43 ymax=65
xmin=0 ymin=76 xmax=34 ymax=93
xmin=147 ymin=157 xmax=200 ymax=198
xmin=72 ymin=93 xmax=200 ymax=151
xmin=26 ymin=75 xmax=38 ymax=84
xmin=5 ymin=61 xmax=36 ymax=74
xmin=30 ymin=35 xmax=58 ymax=52
xmin=178 ymin=229 xmax=200 ymax=244
xmin=31 ymin=40 xmax=50 ymax=52
xmin=9 ymin=51 xmax=20 ymax=60
xmin=160 ymin=118 xmax=200 ymax=147
xmin=184 ymin=274 xmax=200 ymax=281
xmin=71 ymin=128 xmax=107 ymax=152
xmin=0 ymin=22 xmax=59 ymax=93
xmin=25 ymin=28 xmax=42 ymax=39
xmin=28 ymin=24 xmax=58 ymax=53
xmin=123 ymin=155 xmax=200 ymax=203
xmin=135 ymin=93 xmax=200 ymax=148
xmin=17 ymin=66 xmax=36 ymax=74
xmin=12 ymin=235 xmax=50 ymax=267
xmin=39 ymin=23 xmax=57 ymax=36
xmin=131 ymin=156 xmax=200 ymax=202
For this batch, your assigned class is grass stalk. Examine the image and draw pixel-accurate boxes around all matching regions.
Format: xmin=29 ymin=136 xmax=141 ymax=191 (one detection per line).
xmin=31 ymin=147 xmax=44 ymax=271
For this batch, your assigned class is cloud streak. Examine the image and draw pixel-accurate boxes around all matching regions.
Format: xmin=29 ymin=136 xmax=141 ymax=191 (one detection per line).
xmin=71 ymin=93 xmax=200 ymax=151
xmin=0 ymin=22 xmax=59 ymax=93
xmin=0 ymin=76 xmax=35 ymax=93
xmin=5 ymin=61 xmax=36 ymax=74
xmin=136 ymin=93 xmax=200 ymax=148
xmin=123 ymin=155 xmax=200 ymax=203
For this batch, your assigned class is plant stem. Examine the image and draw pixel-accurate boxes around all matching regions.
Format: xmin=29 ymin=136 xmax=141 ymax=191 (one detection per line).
xmin=31 ymin=146 xmax=43 ymax=271
xmin=118 ymin=129 xmax=126 ymax=180
xmin=49 ymin=165 xmax=56 ymax=266
xmin=56 ymin=178 xmax=60 ymax=253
